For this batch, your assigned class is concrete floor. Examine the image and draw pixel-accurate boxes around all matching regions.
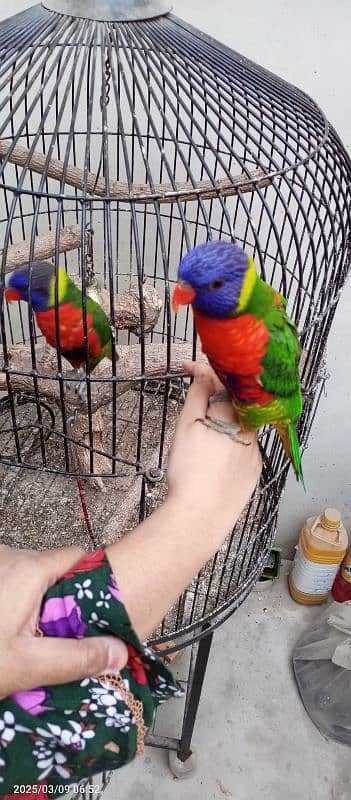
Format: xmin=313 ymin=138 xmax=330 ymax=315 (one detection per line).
xmin=106 ymin=573 xmax=351 ymax=800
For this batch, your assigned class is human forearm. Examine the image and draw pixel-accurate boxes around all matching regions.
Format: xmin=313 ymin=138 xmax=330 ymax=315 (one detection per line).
xmin=106 ymin=496 xmax=235 ymax=641
xmin=107 ymin=361 xmax=261 ymax=641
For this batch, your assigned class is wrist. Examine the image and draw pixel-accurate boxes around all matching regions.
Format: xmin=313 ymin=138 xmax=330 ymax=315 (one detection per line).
xmin=162 ymin=492 xmax=234 ymax=541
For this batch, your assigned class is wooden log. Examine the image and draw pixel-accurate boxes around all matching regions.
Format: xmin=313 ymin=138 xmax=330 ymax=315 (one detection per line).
xmin=1 ymin=225 xmax=85 ymax=273
xmin=101 ymin=418 xmax=176 ymax=540
xmin=87 ymin=283 xmax=162 ymax=335
xmin=0 ymin=341 xmax=200 ymax=412
xmin=0 ymin=139 xmax=271 ymax=204
xmin=68 ymin=408 xmax=110 ymax=491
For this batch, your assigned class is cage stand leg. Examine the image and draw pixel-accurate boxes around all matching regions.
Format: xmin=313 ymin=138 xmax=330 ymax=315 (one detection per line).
xmin=177 ymin=625 xmax=213 ymax=762
xmin=146 ymin=626 xmax=213 ymax=775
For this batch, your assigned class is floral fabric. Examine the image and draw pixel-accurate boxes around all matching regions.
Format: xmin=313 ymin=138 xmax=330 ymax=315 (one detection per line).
xmin=0 ymin=550 xmax=182 ymax=793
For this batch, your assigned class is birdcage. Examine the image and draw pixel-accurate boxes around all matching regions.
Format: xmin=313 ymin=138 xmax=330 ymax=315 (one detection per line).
xmin=0 ymin=0 xmax=350 ymax=783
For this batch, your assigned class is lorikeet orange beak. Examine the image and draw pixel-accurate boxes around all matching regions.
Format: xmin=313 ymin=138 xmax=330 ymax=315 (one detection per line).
xmin=4 ymin=287 xmax=21 ymax=303
xmin=172 ymin=282 xmax=196 ymax=312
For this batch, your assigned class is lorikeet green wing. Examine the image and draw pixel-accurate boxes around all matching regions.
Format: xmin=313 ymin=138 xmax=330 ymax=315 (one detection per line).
xmin=205 ymin=304 xmax=304 ymax=484
xmin=237 ymin=305 xmax=304 ymax=485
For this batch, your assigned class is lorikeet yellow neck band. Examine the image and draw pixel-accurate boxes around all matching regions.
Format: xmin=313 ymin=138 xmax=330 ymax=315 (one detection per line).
xmin=48 ymin=267 xmax=69 ymax=307
xmin=236 ymin=256 xmax=257 ymax=312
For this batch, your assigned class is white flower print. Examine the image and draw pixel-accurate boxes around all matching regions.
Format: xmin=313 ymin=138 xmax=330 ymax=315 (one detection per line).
xmin=33 ymin=746 xmax=52 ymax=759
xmin=74 ymin=579 xmax=93 ymax=600
xmin=105 ymin=710 xmax=133 ymax=733
xmin=87 ymin=685 xmax=121 ymax=707
xmin=0 ymin=755 xmax=5 ymax=783
xmin=0 ymin=710 xmax=30 ymax=746
xmin=151 ymin=674 xmax=183 ymax=702
xmin=88 ymin=611 xmax=109 ymax=628
xmin=141 ymin=646 xmax=157 ymax=661
xmin=40 ymin=721 xmax=95 ymax=752
xmin=79 ymin=681 xmax=124 ymax=717
xmin=37 ymin=750 xmax=70 ymax=780
xmin=96 ymin=590 xmax=111 ymax=609
xmin=80 ymin=677 xmax=99 ymax=688
xmin=67 ymin=721 xmax=95 ymax=751
xmin=95 ymin=705 xmax=134 ymax=733
xmin=33 ymin=734 xmax=71 ymax=780
xmin=155 ymin=675 xmax=168 ymax=691
xmin=79 ymin=700 xmax=99 ymax=718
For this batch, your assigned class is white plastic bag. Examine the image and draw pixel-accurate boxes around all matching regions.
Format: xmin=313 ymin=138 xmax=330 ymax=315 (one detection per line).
xmin=293 ymin=601 xmax=351 ymax=744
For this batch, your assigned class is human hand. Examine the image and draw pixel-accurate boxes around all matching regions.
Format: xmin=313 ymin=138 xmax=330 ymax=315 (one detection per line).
xmin=0 ymin=545 xmax=128 ymax=698
xmin=166 ymin=361 xmax=262 ymax=532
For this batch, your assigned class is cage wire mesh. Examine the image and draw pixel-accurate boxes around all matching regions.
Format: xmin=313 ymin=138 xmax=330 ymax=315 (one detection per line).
xmin=0 ymin=3 xmax=351 ymax=650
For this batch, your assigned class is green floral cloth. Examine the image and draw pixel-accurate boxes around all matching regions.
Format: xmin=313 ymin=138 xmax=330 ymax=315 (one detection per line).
xmin=0 ymin=550 xmax=182 ymax=793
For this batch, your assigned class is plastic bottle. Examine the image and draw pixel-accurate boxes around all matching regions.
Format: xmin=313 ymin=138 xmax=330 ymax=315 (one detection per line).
xmin=332 ymin=550 xmax=351 ymax=602
xmin=289 ymin=508 xmax=348 ymax=604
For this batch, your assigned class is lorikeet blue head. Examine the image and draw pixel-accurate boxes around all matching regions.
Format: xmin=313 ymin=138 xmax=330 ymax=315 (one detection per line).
xmin=172 ymin=241 xmax=252 ymax=319
xmin=5 ymin=262 xmax=56 ymax=312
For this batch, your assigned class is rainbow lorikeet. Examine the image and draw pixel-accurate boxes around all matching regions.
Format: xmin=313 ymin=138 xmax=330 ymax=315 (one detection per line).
xmin=172 ymin=240 xmax=304 ymax=485
xmin=5 ymin=261 xmax=113 ymax=373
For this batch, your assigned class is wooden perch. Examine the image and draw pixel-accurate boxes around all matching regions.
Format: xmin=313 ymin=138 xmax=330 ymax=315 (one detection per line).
xmin=0 ymin=139 xmax=271 ymax=204
xmin=0 ymin=341 xmax=198 ymax=413
xmin=69 ymin=408 xmax=111 ymax=491
xmin=91 ymin=283 xmax=162 ymax=335
xmin=1 ymin=225 xmax=85 ymax=273
xmin=102 ymin=421 xmax=176 ymax=541
xmin=0 ymin=340 xmax=200 ymax=489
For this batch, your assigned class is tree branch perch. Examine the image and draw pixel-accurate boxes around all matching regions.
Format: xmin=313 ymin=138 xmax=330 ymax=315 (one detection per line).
xmin=0 ymin=139 xmax=271 ymax=204
xmin=1 ymin=225 xmax=85 ymax=273
xmin=0 ymin=341 xmax=200 ymax=413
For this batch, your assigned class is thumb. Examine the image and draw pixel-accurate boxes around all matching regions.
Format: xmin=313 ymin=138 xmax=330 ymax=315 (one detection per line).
xmin=179 ymin=361 xmax=217 ymax=424
xmin=2 ymin=636 xmax=128 ymax=696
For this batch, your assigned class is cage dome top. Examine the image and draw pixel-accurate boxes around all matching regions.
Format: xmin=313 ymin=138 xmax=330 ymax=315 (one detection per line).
xmin=0 ymin=1 xmax=344 ymax=208
xmin=43 ymin=0 xmax=173 ymax=22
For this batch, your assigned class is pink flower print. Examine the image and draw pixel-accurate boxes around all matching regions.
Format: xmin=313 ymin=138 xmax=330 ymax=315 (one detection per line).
xmin=11 ymin=688 xmax=52 ymax=715
xmin=40 ymin=595 xmax=87 ymax=639
xmin=108 ymin=573 xmax=123 ymax=604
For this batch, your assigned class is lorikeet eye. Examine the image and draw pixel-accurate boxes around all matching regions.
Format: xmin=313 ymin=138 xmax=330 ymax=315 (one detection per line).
xmin=208 ymin=279 xmax=225 ymax=290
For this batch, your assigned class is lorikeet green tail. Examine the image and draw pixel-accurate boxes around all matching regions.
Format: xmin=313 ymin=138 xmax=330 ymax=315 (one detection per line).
xmin=5 ymin=261 xmax=113 ymax=372
xmin=172 ymin=241 xmax=304 ymax=485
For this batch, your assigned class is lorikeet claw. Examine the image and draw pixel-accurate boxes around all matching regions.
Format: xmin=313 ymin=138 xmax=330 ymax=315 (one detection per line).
xmin=209 ymin=389 xmax=232 ymax=405
xmin=76 ymin=378 xmax=87 ymax=402
xmin=195 ymin=415 xmax=251 ymax=446
xmin=64 ymin=370 xmax=87 ymax=404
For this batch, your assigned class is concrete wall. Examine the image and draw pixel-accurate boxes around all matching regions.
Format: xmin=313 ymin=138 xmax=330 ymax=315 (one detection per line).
xmin=1 ymin=0 xmax=350 ymax=554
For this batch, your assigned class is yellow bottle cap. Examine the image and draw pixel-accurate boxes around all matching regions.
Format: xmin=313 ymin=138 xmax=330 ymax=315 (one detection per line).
xmin=321 ymin=508 xmax=341 ymax=530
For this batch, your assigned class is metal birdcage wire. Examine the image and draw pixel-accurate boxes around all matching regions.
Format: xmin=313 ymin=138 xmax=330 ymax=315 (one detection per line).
xmin=0 ymin=5 xmax=350 ymax=759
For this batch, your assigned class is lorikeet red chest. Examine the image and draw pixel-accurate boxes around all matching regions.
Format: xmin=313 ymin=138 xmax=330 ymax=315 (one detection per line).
xmin=36 ymin=304 xmax=102 ymax=369
xmin=194 ymin=309 xmax=275 ymax=405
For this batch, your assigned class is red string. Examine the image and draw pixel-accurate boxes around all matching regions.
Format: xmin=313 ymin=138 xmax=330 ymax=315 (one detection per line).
xmin=76 ymin=478 xmax=99 ymax=549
